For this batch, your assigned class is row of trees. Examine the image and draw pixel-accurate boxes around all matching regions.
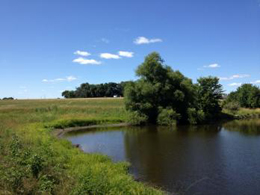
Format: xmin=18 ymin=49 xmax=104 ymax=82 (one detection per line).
xmin=124 ymin=52 xmax=223 ymax=125
xmin=1 ymin=97 xmax=14 ymax=100
xmin=224 ymin=84 xmax=260 ymax=109
xmin=62 ymin=82 xmax=129 ymax=98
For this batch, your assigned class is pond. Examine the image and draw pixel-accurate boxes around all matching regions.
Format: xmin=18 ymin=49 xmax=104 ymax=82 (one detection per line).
xmin=64 ymin=119 xmax=260 ymax=195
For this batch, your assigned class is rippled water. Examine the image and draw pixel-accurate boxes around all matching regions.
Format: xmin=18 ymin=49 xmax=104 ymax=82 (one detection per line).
xmin=64 ymin=119 xmax=260 ymax=195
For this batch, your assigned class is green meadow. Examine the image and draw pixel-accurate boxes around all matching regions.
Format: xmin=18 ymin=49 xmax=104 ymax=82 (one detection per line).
xmin=0 ymin=98 xmax=163 ymax=194
xmin=1 ymin=98 xmax=260 ymax=194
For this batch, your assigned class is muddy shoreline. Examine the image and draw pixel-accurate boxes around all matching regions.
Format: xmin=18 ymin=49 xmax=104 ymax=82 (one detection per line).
xmin=53 ymin=123 xmax=130 ymax=137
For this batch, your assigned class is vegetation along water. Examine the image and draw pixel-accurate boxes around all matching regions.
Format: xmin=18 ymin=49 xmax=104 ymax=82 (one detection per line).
xmin=1 ymin=53 xmax=260 ymax=194
xmin=65 ymin=119 xmax=260 ymax=195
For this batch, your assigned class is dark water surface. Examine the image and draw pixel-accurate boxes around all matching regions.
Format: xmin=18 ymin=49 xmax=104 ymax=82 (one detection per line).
xmin=64 ymin=120 xmax=260 ymax=195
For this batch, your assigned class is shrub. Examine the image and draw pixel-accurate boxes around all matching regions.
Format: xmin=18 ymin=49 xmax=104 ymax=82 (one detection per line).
xmin=224 ymin=101 xmax=240 ymax=112
xmin=157 ymin=108 xmax=180 ymax=126
xmin=187 ymin=108 xmax=206 ymax=125
xmin=127 ymin=111 xmax=148 ymax=125
xmin=29 ymin=154 xmax=44 ymax=178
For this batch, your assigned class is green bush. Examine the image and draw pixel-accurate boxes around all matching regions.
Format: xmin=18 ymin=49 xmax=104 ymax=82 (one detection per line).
xmin=187 ymin=108 xmax=205 ymax=125
xmin=157 ymin=108 xmax=180 ymax=126
xmin=224 ymin=101 xmax=240 ymax=111
xmin=127 ymin=111 xmax=148 ymax=125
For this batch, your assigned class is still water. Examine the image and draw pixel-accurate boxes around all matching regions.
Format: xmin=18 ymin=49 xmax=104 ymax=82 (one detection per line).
xmin=64 ymin=120 xmax=260 ymax=195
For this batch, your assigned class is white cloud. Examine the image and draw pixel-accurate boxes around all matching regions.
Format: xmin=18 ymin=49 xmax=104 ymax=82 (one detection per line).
xmin=73 ymin=57 xmax=101 ymax=65
xmin=42 ymin=76 xmax=77 ymax=83
xmin=100 ymin=53 xmax=121 ymax=59
xmin=251 ymin=80 xmax=260 ymax=84
xmin=134 ymin=36 xmax=162 ymax=45
xmin=204 ymin=63 xmax=220 ymax=68
xmin=101 ymin=38 xmax=110 ymax=44
xmin=66 ymin=76 xmax=77 ymax=82
xmin=74 ymin=50 xmax=91 ymax=57
xmin=228 ymin=83 xmax=242 ymax=87
xmin=219 ymin=74 xmax=250 ymax=81
xmin=118 ymin=51 xmax=134 ymax=58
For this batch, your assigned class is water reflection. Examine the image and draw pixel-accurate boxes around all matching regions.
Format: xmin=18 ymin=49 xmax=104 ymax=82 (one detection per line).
xmin=65 ymin=119 xmax=260 ymax=195
xmin=223 ymin=119 xmax=260 ymax=135
xmin=123 ymin=125 xmax=227 ymax=193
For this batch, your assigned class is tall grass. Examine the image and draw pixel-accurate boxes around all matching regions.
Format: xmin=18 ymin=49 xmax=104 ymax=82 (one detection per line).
xmin=0 ymin=98 xmax=163 ymax=194
xmin=223 ymin=108 xmax=260 ymax=119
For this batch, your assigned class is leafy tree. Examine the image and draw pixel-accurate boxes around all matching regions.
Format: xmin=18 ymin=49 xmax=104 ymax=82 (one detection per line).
xmin=125 ymin=52 xmax=195 ymax=124
xmin=196 ymin=77 xmax=223 ymax=120
xmin=62 ymin=82 xmax=126 ymax=98
xmin=225 ymin=84 xmax=260 ymax=108
xmin=2 ymin=97 xmax=14 ymax=100
xmin=124 ymin=52 xmax=224 ymax=125
xmin=61 ymin=91 xmax=75 ymax=98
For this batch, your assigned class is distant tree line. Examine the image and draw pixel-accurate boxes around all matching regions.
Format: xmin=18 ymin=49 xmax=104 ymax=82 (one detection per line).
xmin=124 ymin=52 xmax=223 ymax=125
xmin=1 ymin=97 xmax=14 ymax=100
xmin=224 ymin=84 xmax=260 ymax=109
xmin=62 ymin=82 xmax=130 ymax=98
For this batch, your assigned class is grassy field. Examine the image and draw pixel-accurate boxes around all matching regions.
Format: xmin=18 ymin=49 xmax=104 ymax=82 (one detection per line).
xmin=0 ymin=98 xmax=163 ymax=194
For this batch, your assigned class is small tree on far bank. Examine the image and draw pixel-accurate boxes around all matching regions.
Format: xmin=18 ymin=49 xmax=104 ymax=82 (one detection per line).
xmin=196 ymin=77 xmax=223 ymax=120
xmin=225 ymin=84 xmax=260 ymax=108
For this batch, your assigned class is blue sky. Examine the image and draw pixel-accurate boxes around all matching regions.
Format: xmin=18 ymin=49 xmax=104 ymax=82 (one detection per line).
xmin=0 ymin=0 xmax=259 ymax=99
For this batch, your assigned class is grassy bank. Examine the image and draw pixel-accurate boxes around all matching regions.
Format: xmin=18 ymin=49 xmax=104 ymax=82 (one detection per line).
xmin=222 ymin=108 xmax=260 ymax=120
xmin=0 ymin=98 xmax=163 ymax=194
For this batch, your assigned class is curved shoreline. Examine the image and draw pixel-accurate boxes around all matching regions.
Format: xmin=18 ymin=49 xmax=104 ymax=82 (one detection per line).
xmin=53 ymin=123 xmax=130 ymax=137
xmin=53 ymin=111 xmax=260 ymax=138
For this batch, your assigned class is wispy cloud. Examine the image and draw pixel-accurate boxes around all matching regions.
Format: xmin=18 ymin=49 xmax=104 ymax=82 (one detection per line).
xmin=228 ymin=80 xmax=260 ymax=87
xmin=42 ymin=76 xmax=77 ymax=83
xmin=219 ymin=74 xmax=250 ymax=81
xmin=204 ymin=63 xmax=220 ymax=68
xmin=228 ymin=82 xmax=242 ymax=87
xmin=118 ymin=51 xmax=134 ymax=58
xmin=100 ymin=53 xmax=121 ymax=59
xmin=74 ymin=50 xmax=91 ymax=57
xmin=73 ymin=57 xmax=101 ymax=65
xmin=66 ymin=76 xmax=77 ymax=82
xmin=101 ymin=38 xmax=110 ymax=44
xmin=134 ymin=36 xmax=162 ymax=45
xmin=251 ymin=80 xmax=260 ymax=84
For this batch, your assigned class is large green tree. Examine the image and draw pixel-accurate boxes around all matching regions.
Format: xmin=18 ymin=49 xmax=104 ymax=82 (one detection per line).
xmin=124 ymin=52 xmax=224 ymax=125
xmin=124 ymin=52 xmax=195 ymax=124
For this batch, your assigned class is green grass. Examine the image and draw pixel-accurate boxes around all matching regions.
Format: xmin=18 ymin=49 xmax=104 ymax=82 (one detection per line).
xmin=0 ymin=98 xmax=163 ymax=194
xmin=222 ymin=108 xmax=260 ymax=119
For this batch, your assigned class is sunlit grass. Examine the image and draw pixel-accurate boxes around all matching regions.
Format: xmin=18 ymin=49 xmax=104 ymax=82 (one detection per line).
xmin=223 ymin=108 xmax=260 ymax=119
xmin=0 ymin=98 xmax=163 ymax=194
